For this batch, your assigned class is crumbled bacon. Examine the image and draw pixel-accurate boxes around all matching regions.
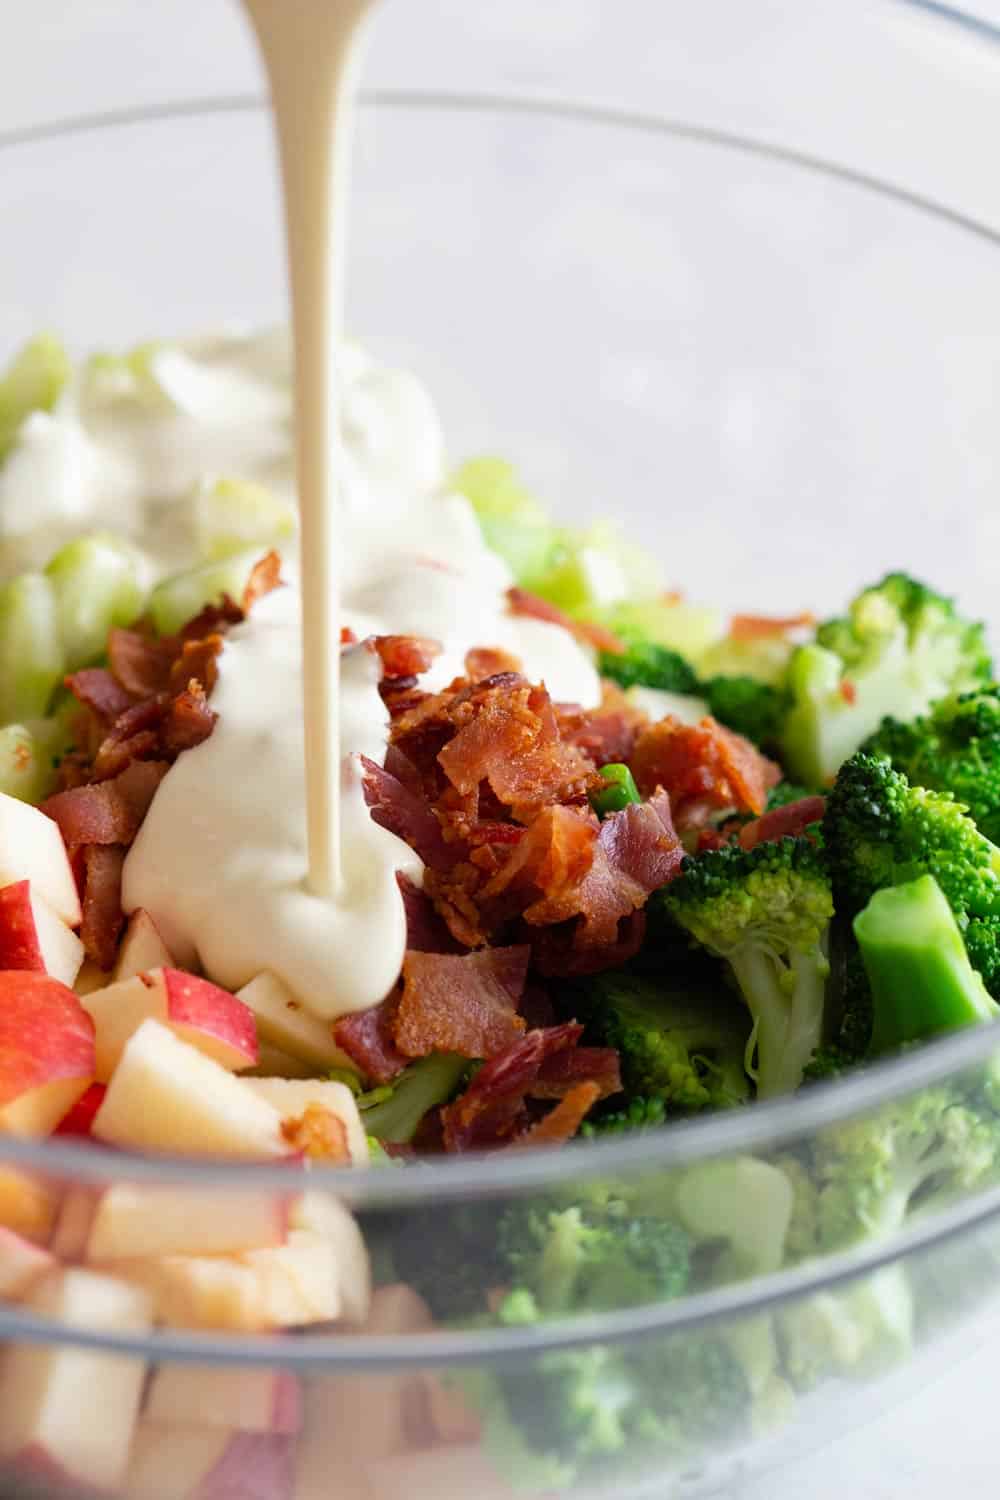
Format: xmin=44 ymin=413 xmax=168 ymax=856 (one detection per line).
xmin=241 ymin=550 xmax=283 ymax=613
xmin=43 ymin=761 xmax=168 ymax=855
xmin=106 ymin=627 xmax=175 ymax=697
xmin=729 ymin=611 xmax=814 ymax=641
xmin=360 ymin=756 xmax=456 ymax=873
xmin=168 ymin=635 xmax=225 ymax=697
xmin=161 ymin=683 xmax=218 ymax=754
xmin=506 ymin=587 xmax=626 ymax=655
xmin=556 ymin=682 xmax=649 ymax=767
xmin=396 ymin=874 xmax=462 ymax=954
xmin=333 ymin=994 xmax=409 ymax=1084
xmin=465 ymin=646 xmax=522 ymax=682
xmin=507 ymin=1081 xmax=602 ymax=1147
xmin=394 ymin=947 xmax=529 ymax=1060
xmin=629 ymin=716 xmax=781 ymax=821
xmin=64 ymin=668 xmax=135 ymax=724
xmin=281 ymin=1104 xmax=351 ymax=1162
xmin=79 ymin=845 xmax=126 ymax=970
xmin=440 ymin=1022 xmax=583 ymax=1152
xmin=531 ymin=1045 xmax=622 ymax=1100
xmin=739 ymin=795 xmax=827 ymax=851
xmin=372 ymin=635 xmax=442 ymax=679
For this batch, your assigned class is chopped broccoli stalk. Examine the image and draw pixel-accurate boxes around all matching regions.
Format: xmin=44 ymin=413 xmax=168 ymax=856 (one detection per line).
xmin=863 ymin=685 xmax=1000 ymax=845
xmin=0 ymin=724 xmax=55 ymax=805
xmin=671 ymin=1157 xmax=794 ymax=1279
xmin=358 ymin=1053 xmax=467 ymax=1144
xmin=148 ymin=549 xmax=267 ymax=635
xmin=702 ymin=675 xmax=788 ymax=748
xmin=803 ymin=938 xmax=873 ymax=1082
xmin=661 ymin=839 xmax=834 ymax=1098
xmin=590 ymin=762 xmax=641 ymax=817
xmin=44 ymin=533 xmax=146 ymax=672
xmin=597 ymin=640 xmax=700 ymax=696
xmin=450 ymin=457 xmax=556 ymax=589
xmin=0 ymin=333 xmax=71 ymax=462
xmin=781 ymin=573 xmax=991 ymax=786
xmin=572 ymin=970 xmax=751 ymax=1114
xmin=855 ymin=875 xmax=999 ymax=1055
xmin=0 ymin=572 xmax=64 ymax=723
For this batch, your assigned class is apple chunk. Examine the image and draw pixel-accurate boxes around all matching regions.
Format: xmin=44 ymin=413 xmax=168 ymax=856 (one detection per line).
xmin=0 ymin=1268 xmax=151 ymax=1493
xmin=0 ymin=793 xmax=81 ymax=926
xmin=145 ymin=1364 xmax=302 ymax=1434
xmin=112 ymin=907 xmax=173 ymax=982
xmin=52 ymin=1082 xmax=106 ymax=1138
xmin=0 ymin=881 xmax=84 ymax=987
xmin=245 ymin=1078 xmax=368 ymax=1168
xmin=291 ymin=1192 xmax=372 ymax=1326
xmin=0 ymin=1169 xmax=60 ymax=1244
xmin=126 ymin=1422 xmax=232 ymax=1500
xmin=237 ymin=971 xmax=354 ymax=1071
xmin=92 ymin=1019 xmax=286 ymax=1159
xmin=87 ymin=1182 xmax=289 ymax=1260
xmin=49 ymin=1188 xmax=101 ymax=1262
xmin=367 ymin=1445 xmax=517 ymax=1500
xmin=83 ymin=966 xmax=258 ymax=1081
xmin=0 ymin=971 xmax=95 ymax=1135
xmin=0 ymin=1227 xmax=55 ymax=1300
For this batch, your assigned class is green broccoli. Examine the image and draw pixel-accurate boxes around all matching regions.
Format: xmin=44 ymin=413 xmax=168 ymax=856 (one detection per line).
xmin=823 ymin=752 xmax=1000 ymax=922
xmin=803 ymin=924 xmax=874 ymax=1082
xmin=855 ymin=875 xmax=998 ymax=1055
xmin=598 ymin=639 xmax=700 ymax=695
xmin=581 ymin=1096 xmax=668 ymax=1136
xmin=777 ymin=1265 xmax=915 ymax=1391
xmin=702 ymin=675 xmax=789 ymax=748
xmin=781 ymin=573 xmax=991 ymax=786
xmin=767 ymin=780 xmax=821 ymax=812
xmin=571 ymin=970 xmax=751 ymax=1115
xmin=358 ymin=1053 xmax=468 ymax=1144
xmin=660 ymin=838 xmax=834 ymax=1098
xmin=864 ymin=685 xmax=1000 ymax=845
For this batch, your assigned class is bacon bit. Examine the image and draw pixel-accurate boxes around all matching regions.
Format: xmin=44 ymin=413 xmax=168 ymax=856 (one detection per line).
xmin=373 ymin=635 xmax=443 ymax=680
xmin=162 ymin=683 xmax=218 ymax=754
xmin=739 ymin=795 xmax=827 ymax=851
xmin=177 ymin=597 xmax=244 ymax=642
xmin=477 ymin=805 xmax=599 ymax=928
xmin=107 ymin=627 xmax=175 ymax=698
xmin=241 ymin=550 xmax=283 ymax=612
xmin=281 ymin=1104 xmax=351 ymax=1163
xmin=168 ymin=635 xmax=225 ymax=697
xmin=506 ymin=587 xmax=627 ymax=655
xmin=64 ymin=668 xmax=135 ymax=723
xmin=397 ymin=874 xmax=463 ymax=954
xmin=465 ymin=646 xmax=523 ymax=683
xmin=532 ymin=908 xmax=647 ymax=978
xmin=79 ymin=845 xmax=126 ymax=969
xmin=440 ymin=1022 xmax=583 ymax=1152
xmin=630 ymin=716 xmax=781 ymax=820
xmin=508 ymin=1082 xmax=602 ymax=1148
xmin=333 ymin=993 xmax=409 ymax=1084
xmin=557 ymin=682 xmax=649 ymax=768
xmin=662 ymin=589 xmax=684 ymax=605
xmin=341 ymin=626 xmax=358 ymax=646
xmin=840 ymin=679 xmax=857 ymax=705
xmin=729 ymin=611 xmax=815 ymax=642
xmin=394 ymin=947 xmax=529 ymax=1060
xmin=43 ymin=761 xmax=168 ymax=852
xmin=360 ymin=755 xmax=456 ymax=873
xmin=530 ymin=1046 xmax=621 ymax=1100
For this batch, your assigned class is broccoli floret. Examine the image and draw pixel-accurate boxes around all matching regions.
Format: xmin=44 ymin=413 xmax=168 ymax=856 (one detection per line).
xmin=769 ymin=1155 xmax=820 ymax=1262
xmin=823 ymin=752 xmax=1000 ymax=921
xmin=702 ymin=675 xmax=789 ymax=748
xmin=660 ymin=839 xmax=834 ymax=1098
xmin=804 ymin=934 xmax=873 ymax=1082
xmin=571 ymin=970 xmax=751 ymax=1114
xmin=781 ymin=573 xmax=991 ymax=786
xmin=855 ymin=875 xmax=998 ymax=1055
xmin=864 ymin=685 xmax=1000 ymax=845
xmin=777 ymin=1265 xmax=915 ymax=1391
xmin=597 ymin=639 xmax=700 ymax=695
xmin=358 ymin=1053 xmax=468 ymax=1144
xmin=814 ymin=1083 xmax=1000 ymax=1249
xmin=964 ymin=913 xmax=1000 ymax=998
xmin=581 ymin=1095 xmax=668 ymax=1136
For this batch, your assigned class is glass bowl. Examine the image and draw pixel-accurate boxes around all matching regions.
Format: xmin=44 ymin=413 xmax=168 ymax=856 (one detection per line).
xmin=4 ymin=3 xmax=1000 ymax=1496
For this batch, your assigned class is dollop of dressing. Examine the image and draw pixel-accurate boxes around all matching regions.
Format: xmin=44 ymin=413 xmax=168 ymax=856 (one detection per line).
xmin=122 ymin=347 xmax=600 ymax=1018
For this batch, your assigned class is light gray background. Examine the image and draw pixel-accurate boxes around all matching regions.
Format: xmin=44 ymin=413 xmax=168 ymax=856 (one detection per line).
xmin=4 ymin=4 xmax=1000 ymax=1496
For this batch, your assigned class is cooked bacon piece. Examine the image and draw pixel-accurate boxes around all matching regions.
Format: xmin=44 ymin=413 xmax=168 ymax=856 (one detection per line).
xmin=630 ymin=716 xmax=780 ymax=820
xmin=506 ymin=587 xmax=626 ymax=655
xmin=162 ymin=683 xmax=219 ymax=754
xmin=168 ymin=635 xmax=225 ymax=698
xmin=360 ymin=755 xmax=455 ymax=873
xmin=440 ymin=1022 xmax=583 ymax=1152
xmin=333 ymin=993 xmax=409 ymax=1085
xmin=396 ymin=874 xmax=463 ymax=954
xmin=477 ymin=805 xmax=598 ymax=929
xmin=556 ymin=682 xmax=649 ymax=768
xmin=281 ymin=1104 xmax=351 ymax=1162
xmin=43 ymin=761 xmax=167 ymax=853
xmin=107 ymin=627 xmax=175 ymax=697
xmin=241 ymin=550 xmax=283 ymax=613
xmin=79 ymin=845 xmax=126 ymax=969
xmin=394 ymin=946 xmax=529 ymax=1060
xmin=532 ymin=909 xmax=647 ymax=978
xmin=739 ymin=794 xmax=827 ymax=851
xmin=64 ymin=668 xmax=135 ymax=724
xmin=177 ymin=598 xmax=244 ymax=642
xmin=508 ymin=1082 xmax=602 ymax=1147
xmin=465 ymin=646 xmax=523 ymax=683
xmin=530 ymin=1046 xmax=622 ymax=1100
xmin=729 ymin=611 xmax=814 ymax=642
xmin=372 ymin=635 xmax=442 ymax=679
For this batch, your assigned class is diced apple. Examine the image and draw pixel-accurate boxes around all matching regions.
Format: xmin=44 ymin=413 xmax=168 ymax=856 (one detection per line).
xmin=49 ymin=1188 xmax=101 ymax=1261
xmin=0 ymin=971 xmax=95 ymax=1135
xmin=366 ymin=1445 xmax=517 ymax=1500
xmin=73 ymin=959 xmax=108 ymax=997
xmin=126 ymin=1421 xmax=232 ymax=1500
xmin=0 ymin=1168 xmax=59 ymax=1244
xmin=0 ymin=1267 xmax=151 ymax=1492
xmin=295 ymin=1380 xmax=376 ymax=1500
xmin=145 ymin=1363 xmax=302 ymax=1434
xmin=423 ymin=1376 xmax=482 ymax=1445
xmin=199 ymin=1432 xmax=295 ymax=1500
xmin=0 ymin=1227 xmax=55 ymax=1300
xmin=53 ymin=1081 xmax=106 ymax=1137
xmin=0 ymin=881 xmax=84 ymax=987
xmin=250 ymin=1042 xmax=315 ymax=1079
xmin=117 ymin=1231 xmax=341 ymax=1332
xmin=82 ymin=967 xmax=258 ymax=1081
xmin=92 ymin=1019 xmax=287 ymax=1159
xmin=246 ymin=1079 xmax=367 ymax=1168
xmin=0 ymin=793 xmax=81 ymax=926
xmin=290 ymin=1192 xmax=371 ymax=1326
xmin=86 ymin=1182 xmax=289 ymax=1260
xmin=112 ymin=907 xmax=173 ymax=982
xmin=237 ymin=971 xmax=355 ymax=1071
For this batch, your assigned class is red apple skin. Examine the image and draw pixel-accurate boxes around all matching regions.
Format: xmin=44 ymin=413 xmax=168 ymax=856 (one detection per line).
xmin=161 ymin=969 xmax=259 ymax=1065
xmin=0 ymin=973 xmax=95 ymax=1111
xmin=199 ymin=1433 xmax=295 ymax=1500
xmin=53 ymin=1084 xmax=107 ymax=1139
xmin=0 ymin=883 xmax=45 ymax=972
xmin=272 ymin=1374 xmax=303 ymax=1436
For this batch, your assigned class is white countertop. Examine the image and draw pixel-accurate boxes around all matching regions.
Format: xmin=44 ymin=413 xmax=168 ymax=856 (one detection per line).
xmin=4 ymin=4 xmax=1000 ymax=1496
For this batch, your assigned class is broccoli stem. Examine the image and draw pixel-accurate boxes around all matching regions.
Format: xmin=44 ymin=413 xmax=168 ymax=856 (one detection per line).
xmin=730 ymin=946 xmax=828 ymax=1100
xmin=855 ymin=875 xmax=999 ymax=1056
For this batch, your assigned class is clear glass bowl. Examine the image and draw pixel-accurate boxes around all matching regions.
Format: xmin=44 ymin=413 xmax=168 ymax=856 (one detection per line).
xmin=4 ymin=4 xmax=1000 ymax=1496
